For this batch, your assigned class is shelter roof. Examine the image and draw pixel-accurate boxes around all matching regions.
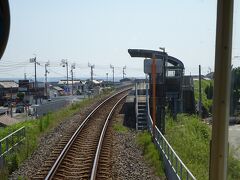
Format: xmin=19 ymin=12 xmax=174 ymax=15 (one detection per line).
xmin=128 ymin=49 xmax=184 ymax=68
xmin=0 ymin=81 xmax=18 ymax=88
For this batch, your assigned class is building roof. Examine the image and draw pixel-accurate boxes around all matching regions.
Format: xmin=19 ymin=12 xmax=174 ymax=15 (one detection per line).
xmin=120 ymin=78 xmax=133 ymax=82
xmin=53 ymin=86 xmax=64 ymax=91
xmin=0 ymin=81 xmax=18 ymax=88
xmin=205 ymin=72 xmax=214 ymax=79
xmin=58 ymin=80 xmax=83 ymax=85
xmin=92 ymin=80 xmax=102 ymax=84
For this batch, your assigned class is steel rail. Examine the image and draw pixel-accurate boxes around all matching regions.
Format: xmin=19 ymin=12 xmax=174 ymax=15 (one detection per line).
xmin=45 ymin=88 xmax=130 ymax=180
xmin=90 ymin=94 xmax=127 ymax=180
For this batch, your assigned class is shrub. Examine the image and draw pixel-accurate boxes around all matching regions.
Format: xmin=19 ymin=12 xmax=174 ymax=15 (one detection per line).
xmin=166 ymin=114 xmax=240 ymax=179
xmin=204 ymin=82 xmax=213 ymax=99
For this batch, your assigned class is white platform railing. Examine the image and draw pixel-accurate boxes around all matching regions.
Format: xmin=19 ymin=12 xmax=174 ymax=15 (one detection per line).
xmin=146 ymin=83 xmax=196 ymax=180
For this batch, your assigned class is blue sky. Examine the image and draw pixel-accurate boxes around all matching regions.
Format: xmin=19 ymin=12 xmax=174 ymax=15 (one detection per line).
xmin=0 ymin=0 xmax=239 ymax=80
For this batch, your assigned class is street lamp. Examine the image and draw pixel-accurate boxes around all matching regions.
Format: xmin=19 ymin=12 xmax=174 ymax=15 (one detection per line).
xmin=30 ymin=55 xmax=40 ymax=104
xmin=88 ymin=63 xmax=95 ymax=82
xmin=110 ymin=64 xmax=114 ymax=84
xmin=106 ymin=72 xmax=108 ymax=82
xmin=45 ymin=61 xmax=50 ymax=98
xmin=71 ymin=63 xmax=76 ymax=95
xmin=159 ymin=47 xmax=165 ymax=53
xmin=123 ymin=65 xmax=126 ymax=79
xmin=60 ymin=59 xmax=69 ymax=94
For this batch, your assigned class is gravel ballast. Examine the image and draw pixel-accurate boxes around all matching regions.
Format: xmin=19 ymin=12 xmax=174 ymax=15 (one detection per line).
xmin=111 ymin=113 xmax=162 ymax=180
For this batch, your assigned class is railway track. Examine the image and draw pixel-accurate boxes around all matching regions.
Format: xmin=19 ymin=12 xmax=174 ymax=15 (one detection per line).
xmin=33 ymin=89 xmax=129 ymax=179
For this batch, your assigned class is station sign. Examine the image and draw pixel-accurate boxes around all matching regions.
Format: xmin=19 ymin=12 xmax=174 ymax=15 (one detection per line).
xmin=18 ymin=87 xmax=28 ymax=92
xmin=144 ymin=59 xmax=163 ymax=74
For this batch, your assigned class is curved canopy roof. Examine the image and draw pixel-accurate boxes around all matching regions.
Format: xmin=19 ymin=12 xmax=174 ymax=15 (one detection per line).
xmin=128 ymin=49 xmax=184 ymax=69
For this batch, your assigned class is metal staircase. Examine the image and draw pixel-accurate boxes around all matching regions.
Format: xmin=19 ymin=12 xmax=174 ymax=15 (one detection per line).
xmin=136 ymin=101 xmax=147 ymax=130
xmin=135 ymin=82 xmax=147 ymax=130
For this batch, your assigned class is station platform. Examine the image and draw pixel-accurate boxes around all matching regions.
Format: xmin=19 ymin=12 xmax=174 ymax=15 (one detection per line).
xmin=124 ymin=82 xmax=147 ymax=129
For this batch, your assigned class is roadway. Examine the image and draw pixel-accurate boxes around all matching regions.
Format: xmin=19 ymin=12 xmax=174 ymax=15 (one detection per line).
xmin=229 ymin=125 xmax=240 ymax=159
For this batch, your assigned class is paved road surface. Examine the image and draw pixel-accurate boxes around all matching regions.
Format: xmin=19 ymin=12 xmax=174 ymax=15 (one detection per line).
xmin=229 ymin=125 xmax=240 ymax=159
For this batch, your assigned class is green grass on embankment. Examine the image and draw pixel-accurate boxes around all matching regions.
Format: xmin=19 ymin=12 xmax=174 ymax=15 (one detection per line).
xmin=0 ymin=89 xmax=113 ymax=179
xmin=137 ymin=132 xmax=165 ymax=178
xmin=113 ymin=122 xmax=128 ymax=133
xmin=165 ymin=114 xmax=240 ymax=180
xmin=194 ymin=79 xmax=213 ymax=112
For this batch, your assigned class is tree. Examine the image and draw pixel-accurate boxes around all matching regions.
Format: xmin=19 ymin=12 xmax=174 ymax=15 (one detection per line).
xmin=205 ymin=82 xmax=213 ymax=99
xmin=17 ymin=92 xmax=25 ymax=101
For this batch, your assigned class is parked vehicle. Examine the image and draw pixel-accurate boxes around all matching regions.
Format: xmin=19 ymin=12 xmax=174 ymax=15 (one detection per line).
xmin=15 ymin=105 xmax=24 ymax=113
xmin=15 ymin=102 xmax=25 ymax=113
xmin=3 ymin=101 xmax=10 ymax=107
xmin=16 ymin=102 xmax=25 ymax=106
xmin=28 ymin=107 xmax=34 ymax=116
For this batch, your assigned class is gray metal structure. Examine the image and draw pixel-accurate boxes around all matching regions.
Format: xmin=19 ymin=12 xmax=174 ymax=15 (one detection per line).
xmin=128 ymin=49 xmax=194 ymax=133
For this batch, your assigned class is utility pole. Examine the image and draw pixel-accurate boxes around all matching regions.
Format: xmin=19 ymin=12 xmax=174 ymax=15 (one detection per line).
xmin=106 ymin=73 xmax=108 ymax=86
xmin=88 ymin=63 xmax=95 ymax=82
xmin=24 ymin=73 xmax=27 ymax=80
xmin=110 ymin=64 xmax=114 ymax=84
xmin=199 ymin=65 xmax=202 ymax=118
xmin=45 ymin=61 xmax=50 ymax=98
xmin=106 ymin=72 xmax=108 ymax=81
xmin=30 ymin=56 xmax=40 ymax=104
xmin=210 ymin=0 xmax=234 ymax=179
xmin=61 ymin=59 xmax=69 ymax=94
xmin=71 ymin=63 xmax=76 ymax=95
xmin=159 ymin=47 xmax=167 ymax=133
xmin=123 ymin=65 xmax=126 ymax=79
xmin=10 ymin=86 xmax=12 ymax=117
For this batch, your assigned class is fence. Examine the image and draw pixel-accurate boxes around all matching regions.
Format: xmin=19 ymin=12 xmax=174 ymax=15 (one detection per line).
xmin=0 ymin=126 xmax=25 ymax=167
xmin=35 ymin=99 xmax=68 ymax=117
xmin=146 ymin=83 xmax=196 ymax=180
xmin=135 ymin=83 xmax=139 ymax=130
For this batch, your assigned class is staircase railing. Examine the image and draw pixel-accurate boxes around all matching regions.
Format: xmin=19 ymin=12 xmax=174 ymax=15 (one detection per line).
xmin=135 ymin=82 xmax=139 ymax=130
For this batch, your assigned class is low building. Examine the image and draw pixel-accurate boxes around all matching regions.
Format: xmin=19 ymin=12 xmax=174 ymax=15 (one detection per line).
xmin=205 ymin=72 xmax=214 ymax=80
xmin=49 ymin=86 xmax=64 ymax=98
xmin=0 ymin=81 xmax=18 ymax=105
xmin=18 ymin=80 xmax=45 ymax=104
xmin=58 ymin=79 xmax=86 ymax=95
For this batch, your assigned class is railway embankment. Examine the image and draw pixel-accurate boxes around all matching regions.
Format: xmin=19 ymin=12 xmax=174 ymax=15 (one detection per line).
xmin=165 ymin=114 xmax=240 ymax=180
xmin=0 ymin=90 xmax=113 ymax=179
